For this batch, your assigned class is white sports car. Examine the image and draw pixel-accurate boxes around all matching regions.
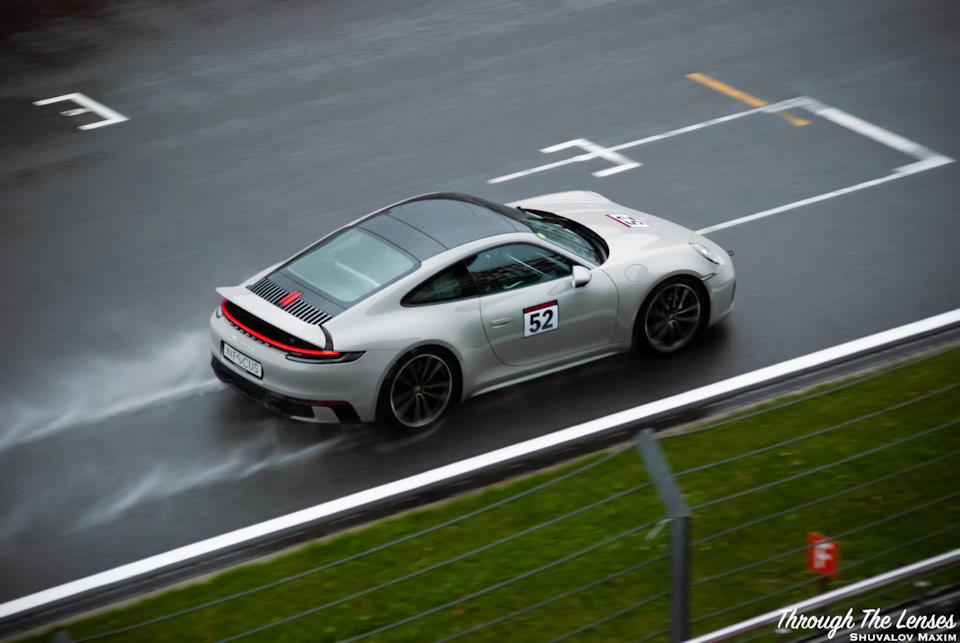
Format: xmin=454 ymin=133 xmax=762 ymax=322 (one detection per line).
xmin=210 ymin=191 xmax=735 ymax=431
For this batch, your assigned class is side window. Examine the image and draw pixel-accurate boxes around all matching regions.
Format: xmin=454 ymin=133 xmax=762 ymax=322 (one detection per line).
xmin=465 ymin=244 xmax=573 ymax=295
xmin=402 ymin=262 xmax=478 ymax=305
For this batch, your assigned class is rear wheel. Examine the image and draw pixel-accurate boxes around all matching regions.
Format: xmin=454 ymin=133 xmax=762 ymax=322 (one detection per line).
xmin=379 ymin=349 xmax=460 ymax=432
xmin=637 ymin=277 xmax=706 ymax=355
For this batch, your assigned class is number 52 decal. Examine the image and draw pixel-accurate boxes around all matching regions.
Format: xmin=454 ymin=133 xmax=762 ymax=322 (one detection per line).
xmin=523 ymin=300 xmax=559 ymax=337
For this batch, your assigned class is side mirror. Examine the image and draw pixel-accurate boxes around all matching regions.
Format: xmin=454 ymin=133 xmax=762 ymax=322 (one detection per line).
xmin=572 ymin=265 xmax=592 ymax=288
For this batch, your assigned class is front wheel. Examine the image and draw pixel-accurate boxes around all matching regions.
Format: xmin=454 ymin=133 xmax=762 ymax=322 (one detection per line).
xmin=379 ymin=349 xmax=460 ymax=432
xmin=637 ymin=277 xmax=706 ymax=355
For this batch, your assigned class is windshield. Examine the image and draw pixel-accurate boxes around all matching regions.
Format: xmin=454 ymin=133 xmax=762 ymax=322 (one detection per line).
xmin=285 ymin=228 xmax=417 ymax=303
xmin=508 ymin=207 xmax=608 ymax=265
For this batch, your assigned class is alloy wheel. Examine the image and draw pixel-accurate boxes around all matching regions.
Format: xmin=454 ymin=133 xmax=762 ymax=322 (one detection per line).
xmin=389 ymin=353 xmax=454 ymax=429
xmin=644 ymin=282 xmax=703 ymax=353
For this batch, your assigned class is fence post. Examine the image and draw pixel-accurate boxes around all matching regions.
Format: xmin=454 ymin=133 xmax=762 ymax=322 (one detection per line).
xmin=637 ymin=429 xmax=692 ymax=643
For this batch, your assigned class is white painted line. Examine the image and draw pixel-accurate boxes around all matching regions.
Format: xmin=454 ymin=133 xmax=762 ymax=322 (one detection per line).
xmin=488 ymin=155 xmax=592 ymax=184
xmin=895 ymin=155 xmax=954 ymax=175
xmin=800 ymin=98 xmax=952 ymax=163
xmin=33 ymin=93 xmax=128 ymax=130
xmin=593 ymin=162 xmax=642 ymax=177
xmin=489 ymin=95 xmax=955 ymax=192
xmin=488 ymin=100 xmax=801 ymax=184
xmin=606 ymin=98 xmax=806 ymax=154
xmin=696 ymin=97 xmax=955 ymax=234
xmin=539 ymin=139 xmax=594 ymax=153
xmin=538 ymin=139 xmax=641 ymax=178
xmin=3 ymin=307 xmax=960 ymax=621
xmin=695 ymin=173 xmax=904 ymax=235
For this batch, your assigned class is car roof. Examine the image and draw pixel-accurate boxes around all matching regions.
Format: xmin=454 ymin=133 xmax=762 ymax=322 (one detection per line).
xmin=356 ymin=192 xmax=530 ymax=261
xmin=245 ymin=194 xmax=533 ymax=327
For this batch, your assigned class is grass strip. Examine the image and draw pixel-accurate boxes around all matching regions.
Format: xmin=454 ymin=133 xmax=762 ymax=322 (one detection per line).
xmin=18 ymin=346 xmax=960 ymax=643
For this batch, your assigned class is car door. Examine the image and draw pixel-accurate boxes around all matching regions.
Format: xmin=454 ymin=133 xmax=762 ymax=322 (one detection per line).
xmin=466 ymin=243 xmax=618 ymax=367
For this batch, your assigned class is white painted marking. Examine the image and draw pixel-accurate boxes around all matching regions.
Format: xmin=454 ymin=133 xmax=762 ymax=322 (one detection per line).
xmin=800 ymin=98 xmax=949 ymax=161
xmin=593 ymin=163 xmax=641 ymax=178
xmin=3 ymin=307 xmax=960 ymax=620
xmin=33 ymin=93 xmax=128 ymax=130
xmin=539 ymin=139 xmax=641 ymax=177
xmin=896 ymin=156 xmax=954 ymax=174
xmin=695 ymin=98 xmax=954 ymax=234
xmin=607 ymin=98 xmax=806 ymax=154
xmin=488 ymin=95 xmax=953 ymax=199
xmin=696 ymin=174 xmax=904 ymax=235
xmin=799 ymin=98 xmax=955 ymax=173
xmin=487 ymin=100 xmax=800 ymax=184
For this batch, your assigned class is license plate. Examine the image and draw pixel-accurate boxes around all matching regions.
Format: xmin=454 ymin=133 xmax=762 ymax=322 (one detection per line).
xmin=222 ymin=341 xmax=263 ymax=378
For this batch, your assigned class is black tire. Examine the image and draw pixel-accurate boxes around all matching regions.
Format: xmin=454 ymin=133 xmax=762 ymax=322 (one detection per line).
xmin=636 ymin=277 xmax=707 ymax=355
xmin=378 ymin=348 xmax=461 ymax=432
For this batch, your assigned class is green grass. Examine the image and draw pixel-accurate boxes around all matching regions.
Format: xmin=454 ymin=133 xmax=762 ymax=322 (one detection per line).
xmin=22 ymin=346 xmax=960 ymax=643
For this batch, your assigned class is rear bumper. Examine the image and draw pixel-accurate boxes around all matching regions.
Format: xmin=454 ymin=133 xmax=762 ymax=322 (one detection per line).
xmin=210 ymin=309 xmax=398 ymax=422
xmin=211 ymin=356 xmax=362 ymax=423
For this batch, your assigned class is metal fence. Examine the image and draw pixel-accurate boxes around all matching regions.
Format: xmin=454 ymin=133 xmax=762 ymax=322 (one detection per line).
xmin=54 ymin=346 xmax=960 ymax=642
xmin=683 ymin=548 xmax=960 ymax=643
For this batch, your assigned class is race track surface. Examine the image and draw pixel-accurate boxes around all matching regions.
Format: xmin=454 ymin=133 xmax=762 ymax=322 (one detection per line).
xmin=1 ymin=0 xmax=959 ymax=603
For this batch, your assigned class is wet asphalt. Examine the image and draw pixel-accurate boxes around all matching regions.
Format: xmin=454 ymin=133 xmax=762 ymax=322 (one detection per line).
xmin=1 ymin=0 xmax=959 ymax=604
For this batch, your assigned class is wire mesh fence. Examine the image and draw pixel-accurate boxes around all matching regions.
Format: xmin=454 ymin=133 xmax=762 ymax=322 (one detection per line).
xmin=683 ymin=551 xmax=960 ymax=643
xmin=55 ymin=345 xmax=960 ymax=643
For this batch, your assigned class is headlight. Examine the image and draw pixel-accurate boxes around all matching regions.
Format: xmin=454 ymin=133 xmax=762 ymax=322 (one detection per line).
xmin=690 ymin=242 xmax=722 ymax=265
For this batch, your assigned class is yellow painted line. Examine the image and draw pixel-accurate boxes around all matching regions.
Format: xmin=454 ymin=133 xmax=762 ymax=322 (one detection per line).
xmin=686 ymin=73 xmax=809 ymax=126
xmin=686 ymin=73 xmax=767 ymax=107
xmin=776 ymin=112 xmax=811 ymax=127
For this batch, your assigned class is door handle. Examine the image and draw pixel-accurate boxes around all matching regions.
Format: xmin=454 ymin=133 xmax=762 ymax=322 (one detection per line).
xmin=489 ymin=317 xmax=514 ymax=327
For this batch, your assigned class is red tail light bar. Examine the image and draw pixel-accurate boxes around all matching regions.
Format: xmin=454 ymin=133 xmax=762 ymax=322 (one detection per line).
xmin=220 ymin=299 xmax=341 ymax=357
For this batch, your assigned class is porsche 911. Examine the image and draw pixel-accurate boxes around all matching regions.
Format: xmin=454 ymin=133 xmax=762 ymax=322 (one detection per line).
xmin=210 ymin=191 xmax=735 ymax=431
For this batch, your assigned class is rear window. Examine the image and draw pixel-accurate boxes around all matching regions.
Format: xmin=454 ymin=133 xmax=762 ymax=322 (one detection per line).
xmin=286 ymin=228 xmax=417 ymax=303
